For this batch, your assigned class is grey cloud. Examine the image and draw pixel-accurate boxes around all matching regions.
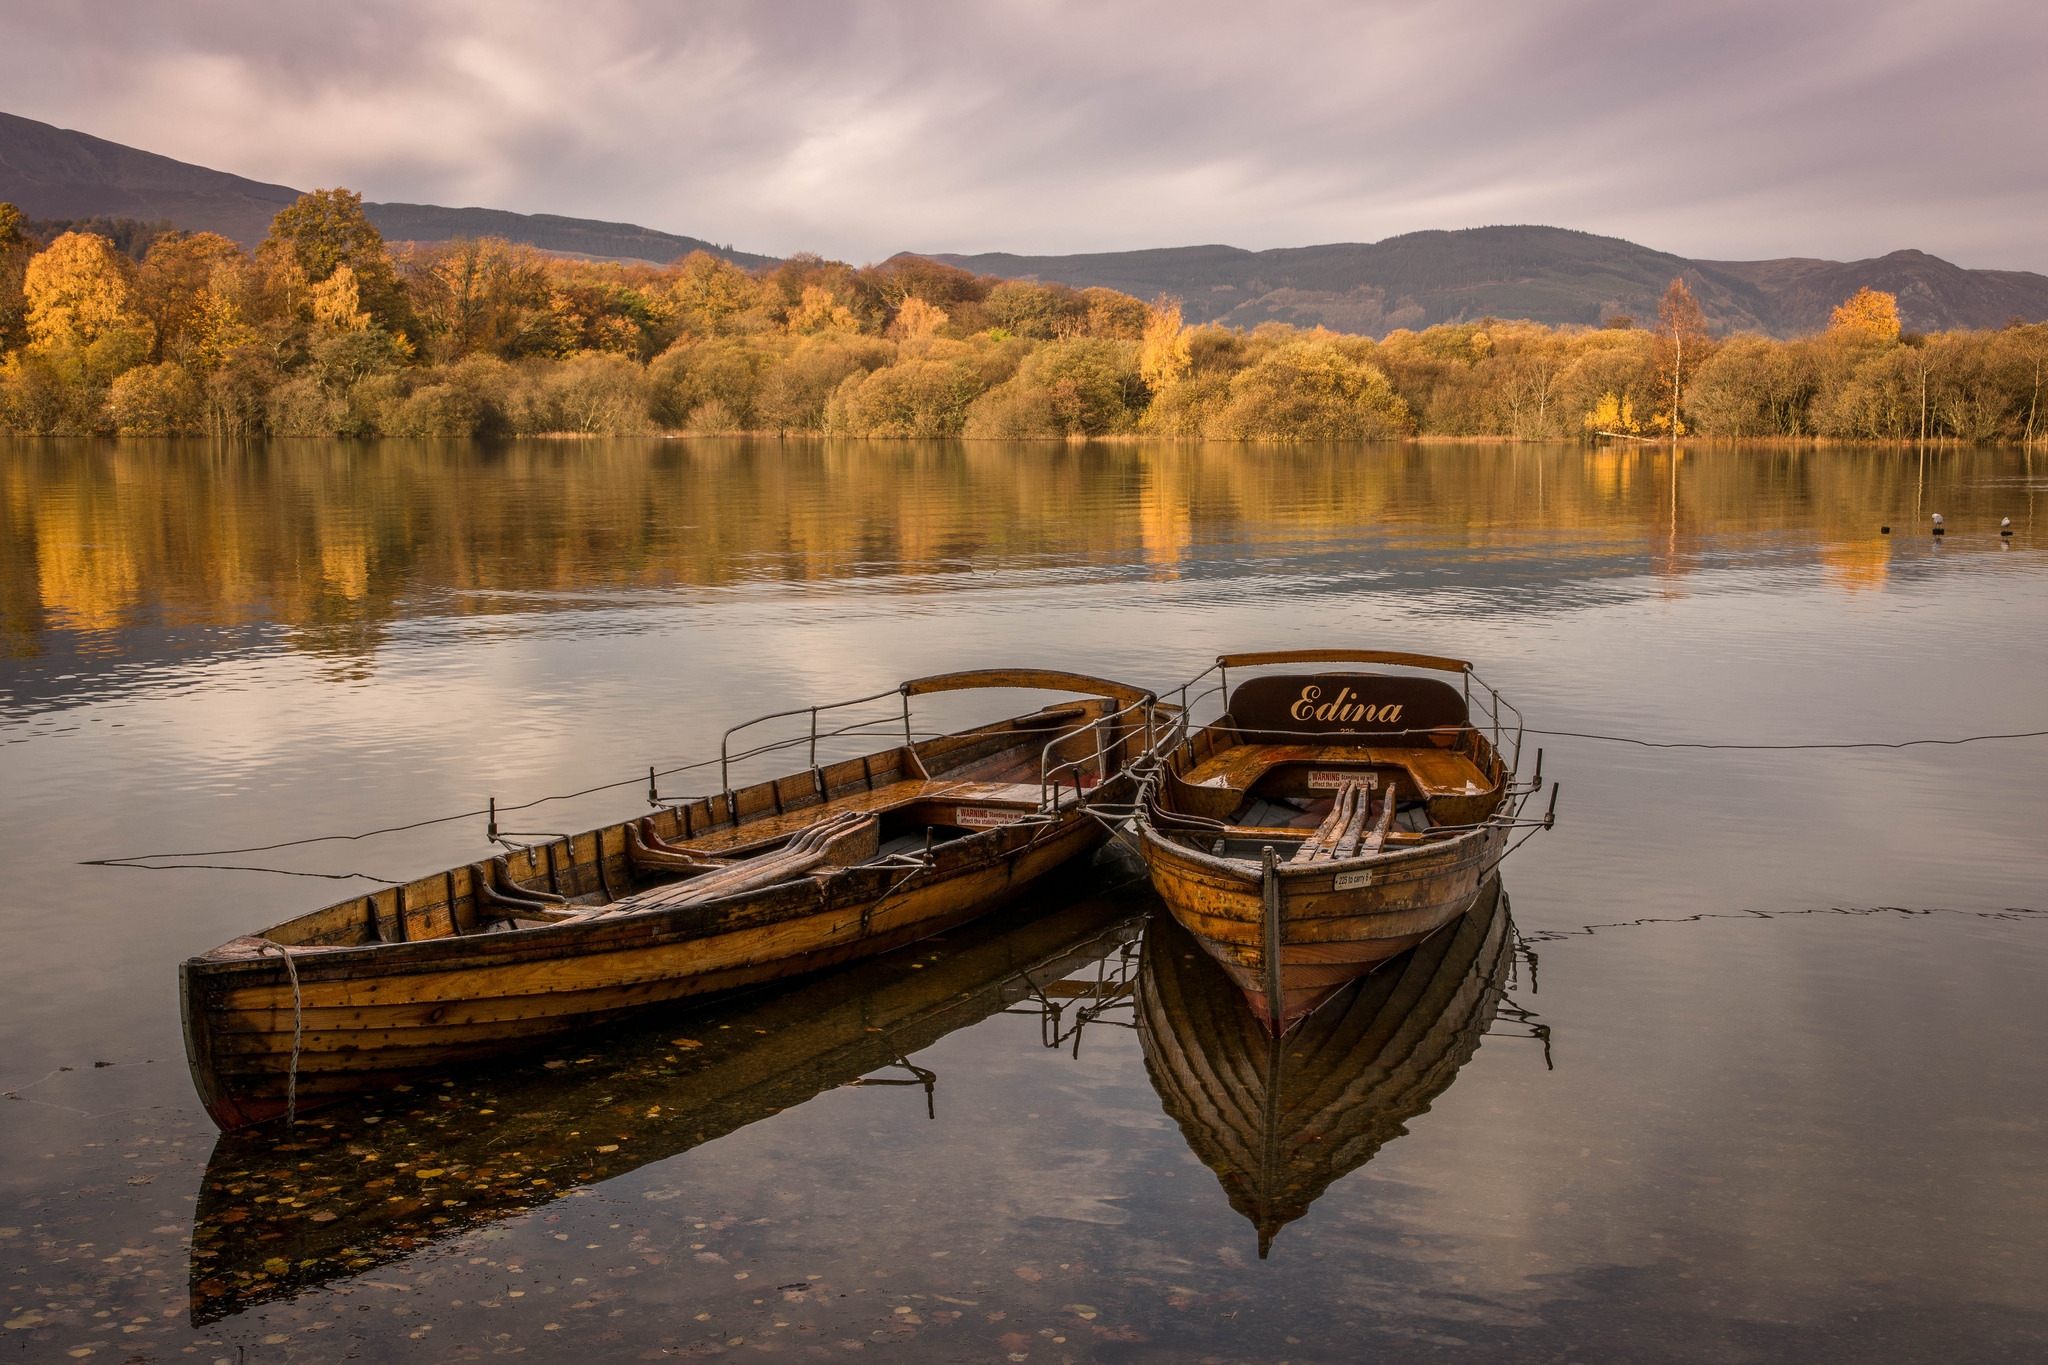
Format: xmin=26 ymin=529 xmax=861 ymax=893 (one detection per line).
xmin=2 ymin=0 xmax=2042 ymax=268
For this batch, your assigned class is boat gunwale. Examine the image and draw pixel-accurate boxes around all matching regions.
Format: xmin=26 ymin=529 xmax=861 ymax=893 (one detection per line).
xmin=191 ymin=669 xmax=1158 ymax=965
xmin=182 ymin=812 xmax=1101 ymax=979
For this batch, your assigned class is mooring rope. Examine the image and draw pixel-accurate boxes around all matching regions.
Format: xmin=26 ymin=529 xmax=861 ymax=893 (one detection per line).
xmin=75 ymin=722 xmax=2048 ymax=883
xmin=259 ymin=941 xmax=304 ymax=1127
xmin=1526 ymin=727 xmax=2048 ymax=751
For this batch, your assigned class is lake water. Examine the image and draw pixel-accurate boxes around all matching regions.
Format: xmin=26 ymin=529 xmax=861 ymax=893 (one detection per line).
xmin=2 ymin=438 xmax=2044 ymax=1363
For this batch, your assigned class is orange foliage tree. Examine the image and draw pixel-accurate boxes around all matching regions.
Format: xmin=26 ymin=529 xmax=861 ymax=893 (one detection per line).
xmin=1650 ymin=277 xmax=1714 ymax=436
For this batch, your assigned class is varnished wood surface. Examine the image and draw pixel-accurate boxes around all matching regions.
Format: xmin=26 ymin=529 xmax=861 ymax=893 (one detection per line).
xmin=1137 ymin=878 xmax=1510 ymax=1257
xmin=1215 ymin=648 xmax=1471 ymax=675
xmin=1137 ymin=675 xmax=1518 ymax=1032
xmin=187 ymin=890 xmax=1149 ymax=1323
xmin=1181 ymin=743 xmax=1493 ymax=800
xmin=183 ymin=681 xmax=1149 ymax=1130
xmin=902 ymin=667 xmax=1154 ymax=708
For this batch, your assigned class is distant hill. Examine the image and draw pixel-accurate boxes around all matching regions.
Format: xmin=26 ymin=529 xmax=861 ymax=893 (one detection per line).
xmin=7 ymin=109 xmax=2043 ymax=337
xmin=357 ymin=204 xmax=774 ymax=269
xmin=924 ymin=226 xmax=2048 ymax=338
xmin=1695 ymin=250 xmax=2048 ymax=335
xmin=0 ymin=110 xmax=299 ymax=245
xmin=0 ymin=110 xmax=771 ymax=267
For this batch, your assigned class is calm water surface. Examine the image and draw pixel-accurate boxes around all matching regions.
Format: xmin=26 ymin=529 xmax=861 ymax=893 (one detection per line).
xmin=1 ymin=438 xmax=2044 ymax=1363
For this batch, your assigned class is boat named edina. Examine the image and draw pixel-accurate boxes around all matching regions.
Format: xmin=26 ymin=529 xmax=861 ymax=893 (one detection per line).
xmin=1133 ymin=649 xmax=1553 ymax=1033
xmin=182 ymin=668 xmax=1156 ymax=1130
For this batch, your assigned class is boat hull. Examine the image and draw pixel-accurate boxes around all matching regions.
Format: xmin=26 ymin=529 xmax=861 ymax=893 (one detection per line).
xmin=1137 ymin=819 xmax=1508 ymax=1031
xmin=186 ymin=890 xmax=1148 ymax=1322
xmin=183 ymin=809 xmax=1107 ymax=1129
xmin=1137 ymin=876 xmax=1511 ymax=1256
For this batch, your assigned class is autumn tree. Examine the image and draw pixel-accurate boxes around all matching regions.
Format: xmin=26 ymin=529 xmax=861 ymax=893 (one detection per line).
xmin=0 ymin=201 xmax=35 ymax=353
xmin=25 ymin=232 xmax=153 ymax=352
xmin=1138 ymin=298 xmax=1192 ymax=391
xmin=263 ymin=189 xmax=413 ymax=338
xmin=136 ymin=231 xmax=245 ymax=362
xmin=890 ymin=296 xmax=948 ymax=341
xmin=787 ymin=284 xmax=858 ymax=335
xmin=852 ymin=255 xmax=992 ymax=332
xmin=397 ymin=236 xmax=555 ymax=360
xmin=984 ymin=281 xmax=1087 ymax=340
xmin=665 ymin=251 xmax=759 ymax=337
xmin=1828 ymin=287 xmax=1902 ymax=344
xmin=1650 ymin=277 xmax=1714 ymax=436
xmin=1080 ymin=287 xmax=1149 ymax=341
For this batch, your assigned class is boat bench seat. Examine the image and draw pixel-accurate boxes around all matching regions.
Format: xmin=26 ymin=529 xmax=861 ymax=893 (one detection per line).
xmin=679 ymin=779 xmax=1048 ymax=855
xmin=1183 ymin=743 xmax=1491 ymax=799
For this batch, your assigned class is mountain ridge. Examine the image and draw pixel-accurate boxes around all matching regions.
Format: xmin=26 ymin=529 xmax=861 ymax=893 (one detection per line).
xmin=920 ymin=228 xmax=2048 ymax=338
xmin=4 ymin=109 xmax=2043 ymax=337
xmin=0 ymin=110 xmax=771 ymax=268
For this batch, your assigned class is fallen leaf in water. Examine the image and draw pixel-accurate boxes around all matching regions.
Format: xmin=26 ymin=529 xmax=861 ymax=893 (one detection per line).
xmin=999 ymin=1332 xmax=1031 ymax=1351
xmin=309 ymin=1212 xmax=338 ymax=1223
xmin=670 ymin=1039 xmax=702 ymax=1049
xmin=1012 ymin=1267 xmax=1042 ymax=1282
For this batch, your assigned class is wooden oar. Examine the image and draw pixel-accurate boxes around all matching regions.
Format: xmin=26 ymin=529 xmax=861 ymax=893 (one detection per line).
xmin=627 ymin=818 xmax=735 ymax=876
xmin=1289 ymin=781 xmax=1357 ymax=863
xmin=617 ymin=810 xmax=879 ymax=912
xmin=1330 ymin=786 xmax=1375 ymax=859
xmin=1357 ymin=790 xmax=1398 ymax=857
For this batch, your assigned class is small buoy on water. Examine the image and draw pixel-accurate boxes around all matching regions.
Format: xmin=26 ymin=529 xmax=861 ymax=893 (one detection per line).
xmin=1932 ymin=513 xmax=1945 ymax=536
xmin=2002 ymin=517 xmax=2014 ymax=537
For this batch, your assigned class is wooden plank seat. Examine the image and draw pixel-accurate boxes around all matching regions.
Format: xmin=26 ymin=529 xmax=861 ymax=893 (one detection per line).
xmin=1181 ymin=743 xmax=1493 ymax=800
xmin=674 ymin=779 xmax=1047 ymax=857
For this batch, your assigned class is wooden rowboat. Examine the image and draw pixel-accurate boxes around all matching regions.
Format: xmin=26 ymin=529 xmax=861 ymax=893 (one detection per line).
xmin=1133 ymin=649 xmax=1552 ymax=1033
xmin=181 ymin=668 xmax=1156 ymax=1131
xmin=187 ymin=884 xmax=1148 ymax=1322
xmin=1138 ymin=875 xmax=1513 ymax=1257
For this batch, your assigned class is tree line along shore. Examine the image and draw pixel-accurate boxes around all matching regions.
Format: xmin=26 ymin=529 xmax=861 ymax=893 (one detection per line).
xmin=2 ymin=191 xmax=2044 ymax=444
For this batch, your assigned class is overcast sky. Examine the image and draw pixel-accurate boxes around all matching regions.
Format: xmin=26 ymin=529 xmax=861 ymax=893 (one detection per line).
xmin=5 ymin=0 xmax=2044 ymax=269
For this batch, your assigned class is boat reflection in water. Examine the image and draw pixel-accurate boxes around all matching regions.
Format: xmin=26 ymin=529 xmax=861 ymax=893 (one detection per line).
xmin=187 ymin=882 xmax=1147 ymax=1324
xmin=1138 ymin=875 xmax=1516 ymax=1258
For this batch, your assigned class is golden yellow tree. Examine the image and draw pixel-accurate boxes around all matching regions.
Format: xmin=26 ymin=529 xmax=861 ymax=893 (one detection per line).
xmin=1828 ymin=287 xmax=1901 ymax=343
xmin=891 ymin=295 xmax=947 ymax=340
xmin=1138 ymin=298 xmax=1192 ymax=391
xmin=787 ymin=284 xmax=857 ymax=334
xmin=1582 ymin=391 xmax=1641 ymax=435
xmin=25 ymin=232 xmax=154 ymax=353
xmin=668 ymin=251 xmax=759 ymax=335
xmin=310 ymin=263 xmax=373 ymax=332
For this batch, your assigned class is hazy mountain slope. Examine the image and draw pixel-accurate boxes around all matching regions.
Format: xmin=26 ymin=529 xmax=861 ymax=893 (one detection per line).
xmin=9 ymin=109 xmax=2042 ymax=336
xmin=359 ymin=203 xmax=774 ymax=268
xmin=0 ymin=109 xmax=300 ymax=244
xmin=0 ymin=110 xmax=770 ymax=266
xmin=1698 ymin=250 xmax=2048 ymax=335
xmin=927 ymin=227 xmax=2048 ymax=337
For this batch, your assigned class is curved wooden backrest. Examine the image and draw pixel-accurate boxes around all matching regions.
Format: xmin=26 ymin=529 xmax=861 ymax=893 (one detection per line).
xmin=1216 ymin=648 xmax=1470 ymax=676
xmin=901 ymin=668 xmax=1154 ymax=708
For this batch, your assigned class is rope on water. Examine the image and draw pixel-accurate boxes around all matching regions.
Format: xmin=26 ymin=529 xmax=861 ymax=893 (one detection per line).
xmin=1527 ymin=727 xmax=2048 ymax=751
xmin=75 ymin=719 xmax=2048 ymax=883
xmin=259 ymin=941 xmax=303 ymax=1127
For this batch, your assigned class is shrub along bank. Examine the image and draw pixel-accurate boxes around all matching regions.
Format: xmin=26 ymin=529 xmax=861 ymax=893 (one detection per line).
xmin=2 ymin=194 xmax=2043 ymax=443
